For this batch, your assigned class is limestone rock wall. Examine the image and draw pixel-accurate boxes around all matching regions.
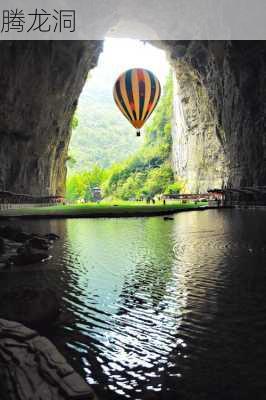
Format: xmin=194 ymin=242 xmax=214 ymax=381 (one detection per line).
xmin=171 ymin=59 xmax=227 ymax=193
xmin=0 ymin=41 xmax=103 ymax=196
xmin=162 ymin=41 xmax=266 ymax=192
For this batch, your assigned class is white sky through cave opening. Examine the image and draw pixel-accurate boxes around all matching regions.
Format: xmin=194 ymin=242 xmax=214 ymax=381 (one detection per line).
xmin=89 ymin=38 xmax=170 ymax=93
xmin=77 ymin=38 xmax=170 ymax=126
xmin=68 ymin=38 xmax=170 ymax=173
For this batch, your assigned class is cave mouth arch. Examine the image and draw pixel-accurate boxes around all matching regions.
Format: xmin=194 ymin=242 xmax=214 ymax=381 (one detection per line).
xmin=0 ymin=40 xmax=265 ymax=197
xmin=66 ymin=38 xmax=228 ymax=198
xmin=0 ymin=40 xmax=226 ymax=197
xmin=67 ymin=37 xmax=171 ymax=180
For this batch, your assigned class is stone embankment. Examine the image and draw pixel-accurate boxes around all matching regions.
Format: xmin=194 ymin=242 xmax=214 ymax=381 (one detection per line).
xmin=0 ymin=319 xmax=96 ymax=400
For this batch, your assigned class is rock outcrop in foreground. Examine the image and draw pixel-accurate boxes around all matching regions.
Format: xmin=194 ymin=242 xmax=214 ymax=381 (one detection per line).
xmin=0 ymin=319 xmax=96 ymax=400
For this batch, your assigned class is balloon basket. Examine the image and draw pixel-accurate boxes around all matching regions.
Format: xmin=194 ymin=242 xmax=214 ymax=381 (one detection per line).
xmin=136 ymin=131 xmax=141 ymax=137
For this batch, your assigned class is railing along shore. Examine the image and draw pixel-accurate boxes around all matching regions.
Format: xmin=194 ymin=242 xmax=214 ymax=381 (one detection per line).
xmin=0 ymin=191 xmax=64 ymax=210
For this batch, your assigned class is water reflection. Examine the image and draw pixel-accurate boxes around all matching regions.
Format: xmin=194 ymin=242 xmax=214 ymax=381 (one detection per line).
xmin=61 ymin=218 xmax=188 ymax=398
xmin=2 ymin=210 xmax=266 ymax=399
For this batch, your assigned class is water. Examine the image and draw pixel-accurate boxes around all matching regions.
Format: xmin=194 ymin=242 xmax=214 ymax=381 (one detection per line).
xmin=2 ymin=209 xmax=266 ymax=399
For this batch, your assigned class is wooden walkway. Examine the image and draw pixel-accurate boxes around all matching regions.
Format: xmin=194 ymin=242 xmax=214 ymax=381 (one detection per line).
xmin=0 ymin=191 xmax=63 ymax=210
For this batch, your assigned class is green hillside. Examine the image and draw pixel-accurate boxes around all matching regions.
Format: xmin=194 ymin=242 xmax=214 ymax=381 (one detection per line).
xmin=66 ymin=74 xmax=184 ymax=202
xmin=102 ymin=74 xmax=181 ymax=200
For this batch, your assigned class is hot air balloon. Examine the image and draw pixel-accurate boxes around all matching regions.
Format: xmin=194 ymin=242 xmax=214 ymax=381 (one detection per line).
xmin=113 ymin=68 xmax=161 ymax=136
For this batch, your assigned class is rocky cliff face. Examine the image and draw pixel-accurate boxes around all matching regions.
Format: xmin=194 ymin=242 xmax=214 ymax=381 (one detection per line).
xmin=170 ymin=56 xmax=227 ymax=193
xmin=161 ymin=41 xmax=266 ymax=192
xmin=0 ymin=41 xmax=102 ymax=196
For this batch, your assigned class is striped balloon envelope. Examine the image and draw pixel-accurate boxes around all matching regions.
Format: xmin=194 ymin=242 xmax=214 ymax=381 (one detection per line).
xmin=113 ymin=68 xmax=161 ymax=136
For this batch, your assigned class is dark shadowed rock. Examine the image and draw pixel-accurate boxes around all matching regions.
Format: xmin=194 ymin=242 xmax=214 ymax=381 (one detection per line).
xmin=45 ymin=232 xmax=60 ymax=241
xmin=8 ymin=252 xmax=49 ymax=266
xmin=0 ymin=237 xmax=5 ymax=254
xmin=28 ymin=235 xmax=50 ymax=250
xmin=0 ymin=225 xmax=31 ymax=242
xmin=0 ymin=41 xmax=103 ymax=196
xmin=0 ymin=318 xmax=96 ymax=400
xmin=0 ymin=226 xmax=57 ymax=268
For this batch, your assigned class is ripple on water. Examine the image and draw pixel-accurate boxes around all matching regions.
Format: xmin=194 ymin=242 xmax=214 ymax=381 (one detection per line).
xmin=2 ymin=211 xmax=266 ymax=399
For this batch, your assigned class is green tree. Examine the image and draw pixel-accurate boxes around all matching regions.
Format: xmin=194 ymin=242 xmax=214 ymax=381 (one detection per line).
xmin=71 ymin=114 xmax=79 ymax=130
xmin=101 ymin=73 xmax=176 ymax=199
xmin=66 ymin=165 xmax=106 ymax=202
xmin=164 ymin=182 xmax=185 ymax=195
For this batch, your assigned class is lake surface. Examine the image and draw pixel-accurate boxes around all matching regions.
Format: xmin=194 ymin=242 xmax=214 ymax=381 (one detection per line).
xmin=2 ymin=209 xmax=266 ymax=399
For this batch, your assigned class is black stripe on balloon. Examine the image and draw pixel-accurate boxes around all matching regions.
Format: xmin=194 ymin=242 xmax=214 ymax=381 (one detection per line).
xmin=143 ymin=71 xmax=156 ymax=121
xmin=125 ymin=70 xmax=137 ymax=120
xmin=115 ymin=79 xmax=133 ymax=122
xmin=139 ymin=75 xmax=146 ymax=121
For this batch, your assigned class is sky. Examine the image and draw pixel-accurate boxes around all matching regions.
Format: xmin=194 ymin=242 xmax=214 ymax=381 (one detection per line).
xmin=72 ymin=38 xmax=170 ymax=146
xmin=86 ymin=38 xmax=170 ymax=95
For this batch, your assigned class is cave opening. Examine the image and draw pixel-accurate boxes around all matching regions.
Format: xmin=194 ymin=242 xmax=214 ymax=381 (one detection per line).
xmin=66 ymin=38 xmax=173 ymax=203
xmin=0 ymin=40 xmax=230 ymax=200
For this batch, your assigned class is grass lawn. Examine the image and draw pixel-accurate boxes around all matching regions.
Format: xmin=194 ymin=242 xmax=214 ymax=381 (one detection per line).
xmin=0 ymin=201 xmax=209 ymax=219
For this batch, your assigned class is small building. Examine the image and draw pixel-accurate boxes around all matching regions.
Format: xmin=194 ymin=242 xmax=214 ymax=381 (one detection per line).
xmin=207 ymin=189 xmax=226 ymax=207
xmin=162 ymin=193 xmax=210 ymax=202
xmin=208 ymin=187 xmax=266 ymax=207
xmin=91 ymin=187 xmax=102 ymax=202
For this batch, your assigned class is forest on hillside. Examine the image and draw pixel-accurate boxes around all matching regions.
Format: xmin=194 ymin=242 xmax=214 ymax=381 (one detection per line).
xmin=66 ymin=75 xmax=184 ymax=202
